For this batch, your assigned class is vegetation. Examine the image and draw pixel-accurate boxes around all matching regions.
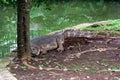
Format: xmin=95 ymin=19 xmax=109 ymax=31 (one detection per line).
xmin=1 ymin=0 xmax=120 ymax=7
xmin=82 ymin=19 xmax=120 ymax=31
xmin=0 ymin=0 xmax=120 ymax=58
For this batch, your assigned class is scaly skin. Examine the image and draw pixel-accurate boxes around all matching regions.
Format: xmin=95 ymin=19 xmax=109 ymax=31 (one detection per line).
xmin=31 ymin=31 xmax=64 ymax=55
xmin=31 ymin=30 xmax=95 ymax=55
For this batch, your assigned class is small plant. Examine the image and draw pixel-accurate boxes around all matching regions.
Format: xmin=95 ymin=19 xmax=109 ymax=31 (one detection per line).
xmin=73 ymin=64 xmax=80 ymax=72
xmin=86 ymin=68 xmax=97 ymax=74
xmin=99 ymin=66 xmax=120 ymax=73
xmin=56 ymin=63 xmax=68 ymax=71
xmin=21 ymin=65 xmax=27 ymax=70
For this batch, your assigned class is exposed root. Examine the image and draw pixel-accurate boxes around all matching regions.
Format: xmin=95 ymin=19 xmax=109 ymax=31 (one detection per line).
xmin=64 ymin=47 xmax=119 ymax=61
xmin=75 ymin=47 xmax=119 ymax=58
xmin=22 ymin=60 xmax=69 ymax=71
xmin=22 ymin=60 xmax=37 ymax=69
xmin=39 ymin=67 xmax=69 ymax=71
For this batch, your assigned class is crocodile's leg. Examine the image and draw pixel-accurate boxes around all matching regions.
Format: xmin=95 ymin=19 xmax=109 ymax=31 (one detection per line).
xmin=56 ymin=38 xmax=64 ymax=52
xmin=57 ymin=43 xmax=64 ymax=51
xmin=41 ymin=49 xmax=47 ymax=54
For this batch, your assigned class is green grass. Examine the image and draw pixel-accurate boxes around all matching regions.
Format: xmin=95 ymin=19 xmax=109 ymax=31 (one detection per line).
xmin=82 ymin=19 xmax=120 ymax=31
xmin=30 ymin=2 xmax=120 ymax=37
xmin=99 ymin=65 xmax=120 ymax=73
xmin=82 ymin=26 xmax=120 ymax=31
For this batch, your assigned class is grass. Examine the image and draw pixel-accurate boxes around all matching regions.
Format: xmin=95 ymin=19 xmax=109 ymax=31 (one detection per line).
xmin=82 ymin=19 xmax=120 ymax=31
xmin=30 ymin=2 xmax=120 ymax=37
xmin=99 ymin=65 xmax=120 ymax=73
xmin=81 ymin=19 xmax=120 ymax=36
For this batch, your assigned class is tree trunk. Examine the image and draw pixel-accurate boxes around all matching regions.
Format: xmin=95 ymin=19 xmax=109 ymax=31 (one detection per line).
xmin=17 ymin=0 xmax=31 ymax=60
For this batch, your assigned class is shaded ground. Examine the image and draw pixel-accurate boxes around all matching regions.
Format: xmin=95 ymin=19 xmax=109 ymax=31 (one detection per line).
xmin=10 ymin=32 xmax=120 ymax=80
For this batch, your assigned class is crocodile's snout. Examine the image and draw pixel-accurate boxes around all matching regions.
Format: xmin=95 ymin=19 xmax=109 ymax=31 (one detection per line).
xmin=31 ymin=46 xmax=41 ymax=55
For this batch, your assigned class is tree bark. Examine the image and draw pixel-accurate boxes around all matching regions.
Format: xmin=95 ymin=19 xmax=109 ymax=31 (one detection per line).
xmin=17 ymin=0 xmax=31 ymax=60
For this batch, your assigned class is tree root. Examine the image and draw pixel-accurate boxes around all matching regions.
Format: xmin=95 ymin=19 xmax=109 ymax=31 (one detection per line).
xmin=39 ymin=67 xmax=69 ymax=71
xmin=22 ymin=61 xmax=71 ymax=71
xmin=64 ymin=47 xmax=119 ymax=61
xmin=22 ymin=60 xmax=67 ymax=71
xmin=22 ymin=60 xmax=37 ymax=69
xmin=75 ymin=47 xmax=119 ymax=58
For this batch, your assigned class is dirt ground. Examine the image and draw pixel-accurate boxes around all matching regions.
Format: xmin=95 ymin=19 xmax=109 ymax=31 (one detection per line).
xmin=10 ymin=32 xmax=120 ymax=80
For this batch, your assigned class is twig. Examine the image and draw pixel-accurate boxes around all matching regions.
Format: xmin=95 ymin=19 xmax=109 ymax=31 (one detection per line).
xmin=72 ymin=47 xmax=119 ymax=58
xmin=77 ymin=42 xmax=81 ymax=52
xmin=39 ymin=67 xmax=69 ymax=71
xmin=98 ymin=69 xmax=120 ymax=73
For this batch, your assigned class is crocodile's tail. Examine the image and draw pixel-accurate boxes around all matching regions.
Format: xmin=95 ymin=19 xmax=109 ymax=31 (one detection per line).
xmin=63 ymin=30 xmax=95 ymax=38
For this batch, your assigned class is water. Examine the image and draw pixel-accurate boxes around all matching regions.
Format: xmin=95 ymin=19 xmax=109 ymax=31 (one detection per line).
xmin=0 ymin=1 xmax=120 ymax=58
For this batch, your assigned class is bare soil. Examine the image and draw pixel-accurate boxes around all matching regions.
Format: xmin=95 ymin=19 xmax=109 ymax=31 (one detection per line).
xmin=10 ymin=33 xmax=120 ymax=80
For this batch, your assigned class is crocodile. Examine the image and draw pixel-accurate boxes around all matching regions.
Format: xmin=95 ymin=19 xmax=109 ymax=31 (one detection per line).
xmin=12 ymin=30 xmax=96 ymax=55
xmin=30 ymin=30 xmax=95 ymax=55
